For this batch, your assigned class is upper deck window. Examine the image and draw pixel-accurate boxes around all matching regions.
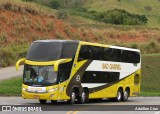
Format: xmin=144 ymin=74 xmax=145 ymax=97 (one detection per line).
xmin=26 ymin=41 xmax=78 ymax=61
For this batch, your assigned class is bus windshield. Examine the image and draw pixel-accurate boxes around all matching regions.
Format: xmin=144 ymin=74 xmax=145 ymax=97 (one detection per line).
xmin=23 ymin=65 xmax=57 ymax=86
xmin=26 ymin=41 xmax=79 ymax=62
xmin=26 ymin=42 xmax=62 ymax=61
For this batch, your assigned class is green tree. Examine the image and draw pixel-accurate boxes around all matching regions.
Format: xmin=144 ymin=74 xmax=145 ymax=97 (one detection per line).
xmin=50 ymin=0 xmax=63 ymax=9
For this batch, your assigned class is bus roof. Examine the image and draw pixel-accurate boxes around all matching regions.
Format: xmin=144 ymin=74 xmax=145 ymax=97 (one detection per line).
xmin=33 ymin=40 xmax=140 ymax=52
xmin=80 ymin=41 xmax=140 ymax=52
xmin=34 ymin=40 xmax=79 ymax=43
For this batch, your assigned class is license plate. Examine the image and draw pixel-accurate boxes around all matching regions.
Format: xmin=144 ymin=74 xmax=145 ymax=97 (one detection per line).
xmin=33 ymin=95 xmax=40 ymax=99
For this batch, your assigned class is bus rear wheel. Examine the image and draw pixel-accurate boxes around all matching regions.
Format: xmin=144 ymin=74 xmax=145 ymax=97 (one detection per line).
xmin=122 ymin=89 xmax=129 ymax=101
xmin=78 ymin=91 xmax=88 ymax=104
xmin=115 ymin=89 xmax=123 ymax=102
xmin=39 ymin=99 xmax=47 ymax=104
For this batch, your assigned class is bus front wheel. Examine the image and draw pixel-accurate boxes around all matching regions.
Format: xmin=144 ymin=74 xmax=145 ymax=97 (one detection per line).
xmin=39 ymin=99 xmax=47 ymax=104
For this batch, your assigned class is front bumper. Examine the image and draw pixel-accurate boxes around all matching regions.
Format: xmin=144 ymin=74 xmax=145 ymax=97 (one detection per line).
xmin=22 ymin=90 xmax=58 ymax=100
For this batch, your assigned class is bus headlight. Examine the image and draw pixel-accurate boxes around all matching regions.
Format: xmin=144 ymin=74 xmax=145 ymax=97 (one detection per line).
xmin=47 ymin=88 xmax=58 ymax=92
xmin=22 ymin=88 xmax=28 ymax=91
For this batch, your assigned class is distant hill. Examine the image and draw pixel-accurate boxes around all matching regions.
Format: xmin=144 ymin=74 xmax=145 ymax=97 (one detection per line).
xmin=0 ymin=0 xmax=81 ymax=67
xmin=0 ymin=0 xmax=160 ymax=67
xmin=32 ymin=0 xmax=160 ymax=27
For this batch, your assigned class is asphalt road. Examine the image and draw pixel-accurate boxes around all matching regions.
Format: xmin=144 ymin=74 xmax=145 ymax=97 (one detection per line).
xmin=0 ymin=96 xmax=160 ymax=105
xmin=0 ymin=65 xmax=23 ymax=80
xmin=0 ymin=97 xmax=159 ymax=114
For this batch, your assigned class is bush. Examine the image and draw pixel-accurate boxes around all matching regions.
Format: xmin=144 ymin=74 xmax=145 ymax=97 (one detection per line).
xmin=95 ymin=9 xmax=148 ymax=25
xmin=0 ymin=49 xmax=16 ymax=67
xmin=71 ymin=8 xmax=148 ymax=25
xmin=140 ymin=42 xmax=160 ymax=54
xmin=56 ymin=9 xmax=68 ymax=19
xmin=0 ymin=44 xmax=28 ymax=67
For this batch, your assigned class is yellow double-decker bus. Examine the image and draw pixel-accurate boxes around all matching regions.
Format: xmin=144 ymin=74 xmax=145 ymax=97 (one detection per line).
xmin=16 ymin=40 xmax=141 ymax=104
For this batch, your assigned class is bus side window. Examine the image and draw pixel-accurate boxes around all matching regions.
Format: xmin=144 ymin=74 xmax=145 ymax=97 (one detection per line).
xmin=122 ymin=50 xmax=130 ymax=63
xmin=132 ymin=52 xmax=140 ymax=63
xmin=102 ymin=48 xmax=112 ymax=61
xmin=78 ymin=45 xmax=92 ymax=61
xmin=112 ymin=49 xmax=122 ymax=62
xmin=91 ymin=46 xmax=103 ymax=60
xmin=122 ymin=51 xmax=140 ymax=63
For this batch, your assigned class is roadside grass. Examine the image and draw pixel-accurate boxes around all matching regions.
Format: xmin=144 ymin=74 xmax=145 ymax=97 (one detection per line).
xmin=0 ymin=77 xmax=22 ymax=96
xmin=140 ymin=92 xmax=160 ymax=96
xmin=0 ymin=44 xmax=29 ymax=67
xmin=140 ymin=53 xmax=160 ymax=96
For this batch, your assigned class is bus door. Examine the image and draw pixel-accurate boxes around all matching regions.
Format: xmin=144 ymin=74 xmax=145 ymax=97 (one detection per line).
xmin=57 ymin=67 xmax=70 ymax=100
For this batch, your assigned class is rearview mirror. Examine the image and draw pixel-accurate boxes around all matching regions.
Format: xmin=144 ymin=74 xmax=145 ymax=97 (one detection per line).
xmin=54 ymin=59 xmax=67 ymax=72
xmin=16 ymin=58 xmax=25 ymax=71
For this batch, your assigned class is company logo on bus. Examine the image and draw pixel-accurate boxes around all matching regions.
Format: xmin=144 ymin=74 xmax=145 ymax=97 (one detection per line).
xmin=76 ymin=75 xmax=81 ymax=82
xmin=102 ymin=63 xmax=121 ymax=70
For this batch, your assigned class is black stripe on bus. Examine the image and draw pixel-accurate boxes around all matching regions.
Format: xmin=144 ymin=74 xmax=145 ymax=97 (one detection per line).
xmin=66 ymin=60 xmax=93 ymax=96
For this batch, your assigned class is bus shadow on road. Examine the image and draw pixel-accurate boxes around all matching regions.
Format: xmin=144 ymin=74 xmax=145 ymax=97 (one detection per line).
xmin=25 ymin=98 xmax=138 ymax=106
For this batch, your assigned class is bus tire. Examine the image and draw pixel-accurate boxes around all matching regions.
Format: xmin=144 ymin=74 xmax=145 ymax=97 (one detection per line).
xmin=78 ymin=90 xmax=88 ymax=104
xmin=70 ymin=90 xmax=76 ymax=104
xmin=122 ymin=88 xmax=129 ymax=101
xmin=115 ymin=89 xmax=123 ymax=102
xmin=39 ymin=99 xmax=47 ymax=104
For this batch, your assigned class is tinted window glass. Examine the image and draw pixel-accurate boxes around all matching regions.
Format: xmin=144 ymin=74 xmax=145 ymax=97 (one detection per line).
xmin=122 ymin=50 xmax=140 ymax=63
xmin=61 ymin=43 xmax=78 ymax=58
xmin=91 ymin=46 xmax=104 ymax=60
xmin=122 ymin=50 xmax=130 ymax=63
xmin=58 ymin=61 xmax=73 ymax=83
xmin=78 ymin=45 xmax=92 ymax=61
xmin=26 ymin=42 xmax=62 ymax=61
xmin=78 ymin=45 xmax=140 ymax=63
xmin=81 ymin=71 xmax=120 ymax=83
xmin=102 ymin=48 xmax=112 ymax=61
xmin=132 ymin=51 xmax=140 ymax=63
xmin=26 ymin=42 xmax=78 ymax=62
xmin=112 ymin=49 xmax=122 ymax=62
